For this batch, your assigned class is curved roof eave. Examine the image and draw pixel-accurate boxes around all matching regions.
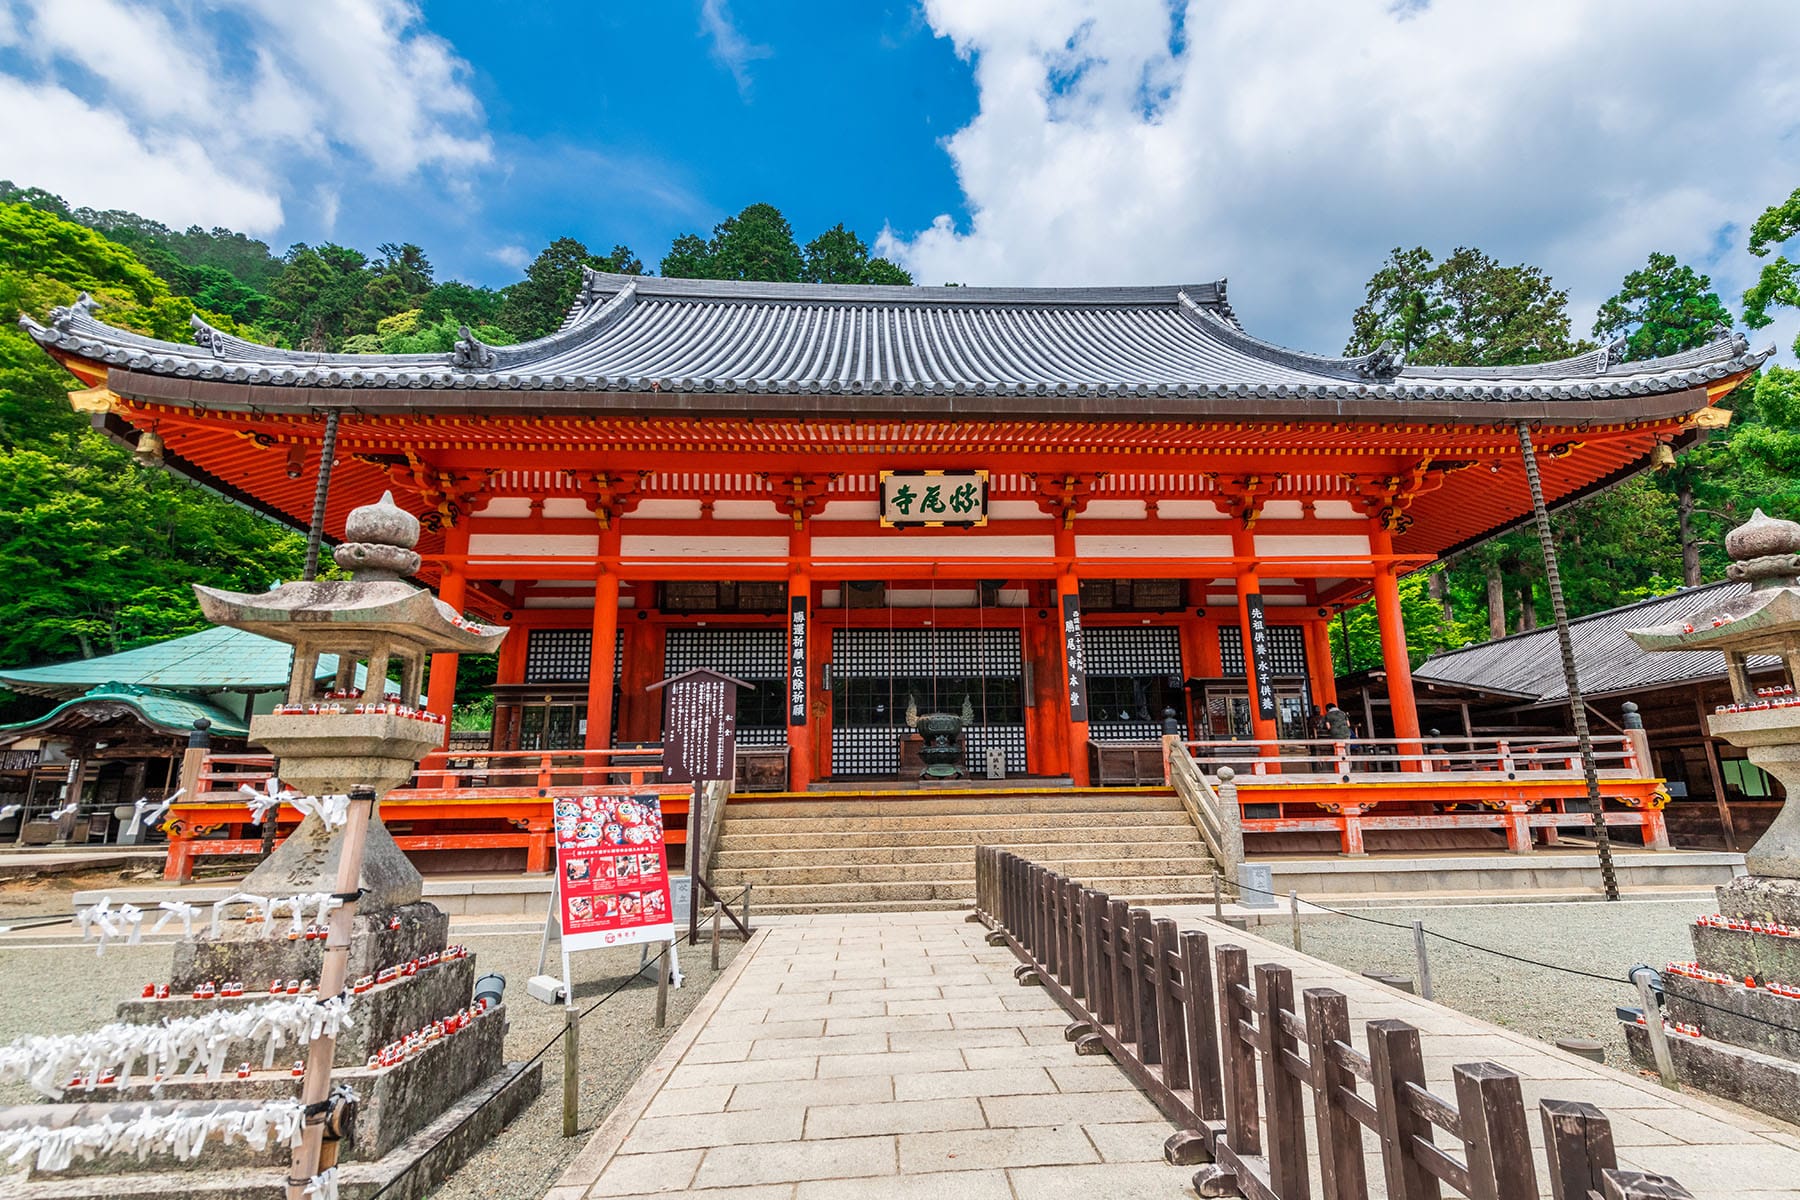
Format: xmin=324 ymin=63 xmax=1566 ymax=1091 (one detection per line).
xmin=18 ymin=275 xmax=1774 ymax=409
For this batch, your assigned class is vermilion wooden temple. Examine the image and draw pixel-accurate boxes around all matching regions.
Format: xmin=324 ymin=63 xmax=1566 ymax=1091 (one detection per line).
xmin=21 ymin=274 xmax=1768 ymax=867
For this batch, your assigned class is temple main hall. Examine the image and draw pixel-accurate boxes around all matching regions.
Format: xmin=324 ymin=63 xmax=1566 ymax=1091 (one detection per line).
xmin=23 ymin=273 xmax=1763 ymax=802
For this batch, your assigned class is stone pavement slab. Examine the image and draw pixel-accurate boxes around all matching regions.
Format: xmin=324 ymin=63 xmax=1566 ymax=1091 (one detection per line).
xmin=548 ymin=911 xmax=1198 ymax=1199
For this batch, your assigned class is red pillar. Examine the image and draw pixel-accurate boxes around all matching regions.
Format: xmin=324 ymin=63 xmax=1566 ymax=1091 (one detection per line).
xmin=787 ymin=524 xmax=814 ymax=791
xmin=1368 ymin=522 xmax=1422 ymax=757
xmin=584 ymin=527 xmax=621 ymax=751
xmin=1306 ymin=618 xmax=1339 ymax=708
xmin=425 ymin=524 xmax=469 ymax=747
xmin=1232 ymin=528 xmax=1279 ymax=746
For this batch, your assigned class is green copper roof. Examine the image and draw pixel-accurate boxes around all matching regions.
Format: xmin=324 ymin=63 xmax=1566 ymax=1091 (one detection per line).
xmin=0 ymin=626 xmax=352 ymax=700
xmin=0 ymin=683 xmax=249 ymax=739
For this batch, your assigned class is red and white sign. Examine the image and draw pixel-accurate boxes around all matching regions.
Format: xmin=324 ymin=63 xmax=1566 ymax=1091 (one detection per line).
xmin=552 ymin=793 xmax=676 ymax=951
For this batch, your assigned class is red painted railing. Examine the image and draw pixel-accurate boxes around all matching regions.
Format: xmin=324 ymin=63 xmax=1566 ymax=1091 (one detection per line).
xmin=163 ymin=747 xmax=687 ymax=882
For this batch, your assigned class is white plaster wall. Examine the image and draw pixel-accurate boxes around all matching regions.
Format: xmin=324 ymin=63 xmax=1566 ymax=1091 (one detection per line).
xmin=811 ymin=535 xmax=1056 ymax=559
xmin=1075 ymin=534 xmax=1235 ymax=558
xmin=1154 ymin=501 xmax=1228 ymax=520
xmin=712 ymin=500 xmax=783 ymax=521
xmin=631 ymin=499 xmax=702 ymax=519
xmin=620 ymin=535 xmax=789 ymax=558
xmin=1253 ymin=534 xmax=1372 ymax=558
xmin=468 ymin=533 xmax=600 ymax=557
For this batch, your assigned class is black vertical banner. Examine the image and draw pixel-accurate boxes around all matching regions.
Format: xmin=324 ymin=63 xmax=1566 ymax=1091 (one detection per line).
xmin=788 ymin=594 xmax=808 ymax=726
xmin=1245 ymin=593 xmax=1277 ymax=720
xmin=1061 ymin=592 xmax=1089 ymax=723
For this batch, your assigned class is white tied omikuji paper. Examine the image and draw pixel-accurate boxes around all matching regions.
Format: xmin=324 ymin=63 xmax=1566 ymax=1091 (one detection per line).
xmin=125 ymin=790 xmax=181 ymax=837
xmin=0 ymin=1099 xmax=306 ymax=1172
xmin=237 ymin=782 xmax=352 ymax=832
xmin=73 ymin=899 xmax=145 ymax=956
xmin=0 ymin=993 xmax=354 ymax=1099
xmin=207 ymin=892 xmax=343 ymax=940
xmin=305 ymin=1164 xmax=340 ymax=1200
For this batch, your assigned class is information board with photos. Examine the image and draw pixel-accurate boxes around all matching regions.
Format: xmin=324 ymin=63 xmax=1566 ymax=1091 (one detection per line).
xmin=552 ymin=793 xmax=676 ymax=952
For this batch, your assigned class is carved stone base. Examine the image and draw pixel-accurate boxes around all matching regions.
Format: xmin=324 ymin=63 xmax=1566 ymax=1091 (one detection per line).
xmin=240 ymin=811 xmax=424 ymax=911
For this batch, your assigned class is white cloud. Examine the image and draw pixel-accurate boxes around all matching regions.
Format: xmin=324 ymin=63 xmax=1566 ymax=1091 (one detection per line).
xmin=0 ymin=75 xmax=284 ymax=231
xmin=699 ymin=0 xmax=772 ymax=96
xmin=0 ymin=0 xmax=490 ymax=236
xmin=882 ymin=0 xmax=1800 ymax=358
xmin=489 ymin=244 xmax=530 ymax=271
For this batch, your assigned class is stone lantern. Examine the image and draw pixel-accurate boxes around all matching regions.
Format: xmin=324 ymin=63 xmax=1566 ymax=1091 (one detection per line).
xmin=193 ymin=491 xmax=505 ymax=908
xmin=1621 ymin=508 xmax=1800 ymax=1117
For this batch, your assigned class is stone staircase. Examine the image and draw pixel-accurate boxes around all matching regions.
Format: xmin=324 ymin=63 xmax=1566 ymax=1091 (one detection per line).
xmin=709 ymin=789 xmax=1217 ymax=914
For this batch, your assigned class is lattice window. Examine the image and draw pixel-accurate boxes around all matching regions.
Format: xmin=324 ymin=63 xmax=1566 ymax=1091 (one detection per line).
xmin=522 ymin=629 xmax=625 ymax=683
xmin=1265 ymin=626 xmax=1308 ymax=675
xmin=1082 ymin=626 xmax=1182 ymax=675
xmin=663 ymin=628 xmax=785 ymax=677
xmin=663 ymin=628 xmax=786 ymax=731
xmin=829 ymin=628 xmax=1026 ymax=776
xmin=1218 ymin=624 xmax=1306 ymax=677
xmin=525 ymin=629 xmax=592 ymax=683
xmin=830 ymin=628 xmax=1023 ymax=676
xmin=829 ymin=724 xmax=1028 ymax=777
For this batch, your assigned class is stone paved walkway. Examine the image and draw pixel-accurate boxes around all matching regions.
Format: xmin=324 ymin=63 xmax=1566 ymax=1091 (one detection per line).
xmin=547 ymin=909 xmax=1800 ymax=1200
xmin=547 ymin=911 xmax=1195 ymax=1199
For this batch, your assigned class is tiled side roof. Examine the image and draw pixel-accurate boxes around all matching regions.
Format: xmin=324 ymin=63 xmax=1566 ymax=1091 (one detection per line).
xmin=0 ymin=686 xmax=250 ymax=739
xmin=1412 ymin=581 xmax=1782 ymax=703
xmin=20 ymin=273 xmax=1771 ymax=403
xmin=0 ymin=626 xmax=348 ymax=700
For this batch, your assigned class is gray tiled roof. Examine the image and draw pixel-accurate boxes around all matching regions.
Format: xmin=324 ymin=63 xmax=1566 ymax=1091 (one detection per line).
xmin=1412 ymin=582 xmax=1781 ymax=704
xmin=21 ymin=272 xmax=1771 ymax=401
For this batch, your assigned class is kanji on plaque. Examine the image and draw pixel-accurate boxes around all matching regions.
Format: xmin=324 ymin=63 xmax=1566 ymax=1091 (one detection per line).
xmin=553 ymin=793 xmax=675 ymax=951
xmin=1245 ymin=593 xmax=1277 ymax=720
xmin=788 ymin=596 xmax=808 ymax=726
xmin=1061 ymin=592 xmax=1089 ymax=723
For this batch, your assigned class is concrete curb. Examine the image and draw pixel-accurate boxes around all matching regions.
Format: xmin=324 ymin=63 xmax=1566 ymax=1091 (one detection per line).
xmin=543 ymin=925 xmax=771 ymax=1199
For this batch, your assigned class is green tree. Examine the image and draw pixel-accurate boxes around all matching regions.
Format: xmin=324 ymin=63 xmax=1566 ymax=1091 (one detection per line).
xmin=497 ymin=237 xmax=642 ymax=341
xmin=1743 ymin=186 xmax=1800 ymax=346
xmin=1594 ymin=252 xmax=1731 ymax=361
xmin=1346 ymin=246 xmax=1586 ymax=365
xmin=0 ymin=201 xmax=307 ymax=666
xmin=662 ymin=203 xmax=803 ymax=282
xmin=801 ymin=224 xmax=913 ymax=285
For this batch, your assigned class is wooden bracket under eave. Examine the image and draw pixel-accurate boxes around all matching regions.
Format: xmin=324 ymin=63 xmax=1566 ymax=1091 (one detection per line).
xmin=67 ymin=384 xmax=121 ymax=414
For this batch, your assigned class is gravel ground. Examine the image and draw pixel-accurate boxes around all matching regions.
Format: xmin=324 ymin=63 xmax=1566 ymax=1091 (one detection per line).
xmin=1284 ymin=897 xmax=1700 ymax=1069
xmin=0 ymin=918 xmax=743 ymax=1199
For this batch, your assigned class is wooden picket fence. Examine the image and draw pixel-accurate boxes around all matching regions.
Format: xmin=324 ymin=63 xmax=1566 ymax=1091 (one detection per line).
xmin=973 ymin=846 xmax=1693 ymax=1200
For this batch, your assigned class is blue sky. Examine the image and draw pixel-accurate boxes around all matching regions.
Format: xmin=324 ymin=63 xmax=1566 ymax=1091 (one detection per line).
xmin=2 ymin=0 xmax=1798 ymax=354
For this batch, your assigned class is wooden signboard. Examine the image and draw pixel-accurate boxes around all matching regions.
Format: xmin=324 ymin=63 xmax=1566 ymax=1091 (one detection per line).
xmin=1245 ymin=593 xmax=1277 ymax=720
xmin=788 ymin=596 xmax=808 ymax=727
xmin=1062 ymin=592 xmax=1089 ymax=723
xmin=652 ymin=669 xmax=750 ymax=785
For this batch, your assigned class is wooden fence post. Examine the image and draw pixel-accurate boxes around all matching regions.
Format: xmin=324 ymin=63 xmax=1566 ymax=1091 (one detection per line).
xmin=1084 ymin=889 xmax=1107 ymax=1024
xmin=1154 ymin=918 xmax=1189 ymax=1092
xmin=1303 ymin=987 xmax=1367 ymax=1200
xmin=1540 ymin=1099 xmax=1616 ymax=1200
xmin=1368 ymin=1018 xmax=1440 ymax=1200
xmin=1453 ymin=1061 xmax=1537 ymax=1200
xmin=1063 ymin=877 xmax=1081 ymax=993
xmin=1132 ymin=909 xmax=1161 ymax=1066
xmin=1111 ymin=898 xmax=1136 ymax=1046
xmin=1255 ymin=963 xmax=1309 ymax=1200
xmin=1181 ymin=930 xmax=1224 ymax=1122
xmin=1215 ymin=943 xmax=1261 ymax=1157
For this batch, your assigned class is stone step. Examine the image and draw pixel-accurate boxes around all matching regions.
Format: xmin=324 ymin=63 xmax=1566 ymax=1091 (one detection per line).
xmin=723 ymin=792 xmax=1178 ymax=819
xmin=713 ymin=838 xmax=1203 ymax=869
xmin=717 ymin=822 xmax=1200 ymax=851
xmin=711 ymin=854 xmax=1214 ymax=887
xmin=733 ymin=874 xmax=1221 ymax=906
xmin=720 ymin=809 xmax=1186 ymax=834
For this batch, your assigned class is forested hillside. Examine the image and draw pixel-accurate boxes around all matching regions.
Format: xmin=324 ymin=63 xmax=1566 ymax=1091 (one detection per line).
xmin=1 ymin=178 xmax=1797 ymax=689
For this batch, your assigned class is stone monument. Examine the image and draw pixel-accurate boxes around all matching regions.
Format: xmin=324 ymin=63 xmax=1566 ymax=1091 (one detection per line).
xmin=1622 ymin=508 xmax=1800 ymax=1117
xmin=0 ymin=492 xmax=540 ymax=1198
